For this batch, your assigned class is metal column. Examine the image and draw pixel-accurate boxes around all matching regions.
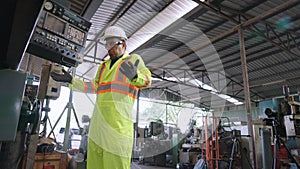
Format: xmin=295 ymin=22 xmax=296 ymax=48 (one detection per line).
xmin=63 ymin=86 xmax=73 ymax=150
xmin=134 ymin=90 xmax=140 ymax=149
xmin=62 ymin=68 xmax=81 ymax=150
xmin=239 ymin=28 xmax=256 ymax=169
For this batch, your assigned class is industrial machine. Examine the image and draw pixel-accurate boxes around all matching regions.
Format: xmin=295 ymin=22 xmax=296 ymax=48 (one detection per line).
xmin=177 ymin=120 xmax=202 ymax=169
xmin=0 ymin=0 xmax=91 ymax=168
xmin=135 ymin=120 xmax=176 ymax=167
xmin=0 ymin=70 xmax=41 ymax=169
xmin=27 ymin=0 xmax=91 ymax=67
xmin=176 ymin=116 xmax=249 ymax=169
xmin=261 ymin=85 xmax=300 ymax=169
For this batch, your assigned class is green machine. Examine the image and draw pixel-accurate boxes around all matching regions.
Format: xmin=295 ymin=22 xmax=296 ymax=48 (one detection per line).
xmin=0 ymin=69 xmax=41 ymax=169
xmin=0 ymin=69 xmax=28 ymax=141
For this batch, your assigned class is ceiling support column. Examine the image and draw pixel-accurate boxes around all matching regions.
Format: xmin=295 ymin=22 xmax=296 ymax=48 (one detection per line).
xmin=239 ymin=28 xmax=256 ymax=169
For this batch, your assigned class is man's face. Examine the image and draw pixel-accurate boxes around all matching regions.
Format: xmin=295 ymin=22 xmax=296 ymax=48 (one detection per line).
xmin=105 ymin=37 xmax=125 ymax=58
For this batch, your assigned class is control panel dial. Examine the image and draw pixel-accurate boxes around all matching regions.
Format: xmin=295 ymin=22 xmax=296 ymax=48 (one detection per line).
xmin=44 ymin=1 xmax=53 ymax=10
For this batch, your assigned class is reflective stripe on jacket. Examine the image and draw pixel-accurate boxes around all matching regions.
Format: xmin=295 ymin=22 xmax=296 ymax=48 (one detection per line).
xmin=70 ymin=52 xmax=151 ymax=158
xmin=71 ymin=52 xmax=151 ymax=96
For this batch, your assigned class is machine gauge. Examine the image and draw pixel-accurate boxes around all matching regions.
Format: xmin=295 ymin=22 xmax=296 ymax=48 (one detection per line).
xmin=44 ymin=2 xmax=53 ymax=10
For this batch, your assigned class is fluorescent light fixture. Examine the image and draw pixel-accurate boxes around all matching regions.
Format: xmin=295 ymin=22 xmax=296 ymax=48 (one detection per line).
xmin=218 ymin=94 xmax=243 ymax=105
xmin=153 ymin=76 xmax=244 ymax=106
xmin=234 ymin=102 xmax=244 ymax=105
xmin=191 ymin=79 xmax=218 ymax=92
xmin=152 ymin=77 xmax=163 ymax=81
xmin=218 ymin=94 xmax=231 ymax=100
xmin=126 ymin=0 xmax=198 ymax=52
xmin=226 ymin=98 xmax=239 ymax=103
xmin=153 ymin=76 xmax=191 ymax=82
xmin=190 ymin=79 xmax=244 ymax=105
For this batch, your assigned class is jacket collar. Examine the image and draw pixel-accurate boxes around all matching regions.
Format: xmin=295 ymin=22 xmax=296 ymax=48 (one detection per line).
xmin=121 ymin=52 xmax=131 ymax=60
xmin=103 ymin=52 xmax=130 ymax=63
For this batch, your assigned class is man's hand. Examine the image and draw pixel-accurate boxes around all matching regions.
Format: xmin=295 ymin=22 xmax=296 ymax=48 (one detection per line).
xmin=120 ymin=59 xmax=139 ymax=81
xmin=50 ymin=69 xmax=73 ymax=83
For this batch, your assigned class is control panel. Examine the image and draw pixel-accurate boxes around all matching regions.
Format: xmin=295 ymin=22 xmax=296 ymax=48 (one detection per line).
xmin=27 ymin=0 xmax=91 ymax=67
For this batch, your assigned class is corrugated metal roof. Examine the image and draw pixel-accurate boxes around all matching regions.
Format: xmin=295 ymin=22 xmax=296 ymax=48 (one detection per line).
xmin=87 ymin=0 xmax=127 ymax=40
xmin=115 ymin=0 xmax=173 ymax=36
xmin=20 ymin=0 xmax=300 ymax=109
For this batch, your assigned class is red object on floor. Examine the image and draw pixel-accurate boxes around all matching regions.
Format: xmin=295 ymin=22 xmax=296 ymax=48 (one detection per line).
xmin=44 ymin=165 xmax=55 ymax=169
xmin=272 ymin=145 xmax=288 ymax=168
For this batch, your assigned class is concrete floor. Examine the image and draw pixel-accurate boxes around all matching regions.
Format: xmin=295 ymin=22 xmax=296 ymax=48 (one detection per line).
xmin=131 ymin=162 xmax=173 ymax=169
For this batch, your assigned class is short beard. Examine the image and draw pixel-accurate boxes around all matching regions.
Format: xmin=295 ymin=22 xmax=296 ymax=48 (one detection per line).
xmin=109 ymin=47 xmax=124 ymax=59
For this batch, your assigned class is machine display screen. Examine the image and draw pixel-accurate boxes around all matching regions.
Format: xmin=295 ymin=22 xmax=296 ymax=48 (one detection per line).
xmin=150 ymin=121 xmax=164 ymax=136
xmin=67 ymin=26 xmax=85 ymax=45
xmin=44 ymin=13 xmax=66 ymax=36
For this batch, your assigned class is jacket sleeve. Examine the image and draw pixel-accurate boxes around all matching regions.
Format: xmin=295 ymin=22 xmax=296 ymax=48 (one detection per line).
xmin=130 ymin=54 xmax=152 ymax=89
xmin=69 ymin=64 xmax=102 ymax=93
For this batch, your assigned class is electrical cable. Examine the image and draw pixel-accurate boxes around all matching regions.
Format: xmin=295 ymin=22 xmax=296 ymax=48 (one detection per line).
xmin=15 ymin=149 xmax=25 ymax=169
xmin=242 ymin=147 xmax=254 ymax=169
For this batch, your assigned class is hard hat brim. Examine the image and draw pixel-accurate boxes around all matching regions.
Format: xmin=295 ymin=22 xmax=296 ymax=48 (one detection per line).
xmin=100 ymin=35 xmax=127 ymax=42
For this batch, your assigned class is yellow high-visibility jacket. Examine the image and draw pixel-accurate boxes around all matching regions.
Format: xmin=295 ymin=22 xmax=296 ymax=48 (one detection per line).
xmin=71 ymin=52 xmax=151 ymax=169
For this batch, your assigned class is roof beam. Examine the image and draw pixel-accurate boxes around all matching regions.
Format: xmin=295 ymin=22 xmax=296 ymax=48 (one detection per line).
xmin=188 ymin=25 xmax=300 ymax=72
xmin=150 ymin=0 xmax=300 ymax=71
xmin=229 ymin=42 xmax=300 ymax=79
xmin=246 ymin=66 xmax=300 ymax=84
xmin=151 ymin=68 xmax=262 ymax=103
xmin=193 ymin=0 xmax=300 ymax=63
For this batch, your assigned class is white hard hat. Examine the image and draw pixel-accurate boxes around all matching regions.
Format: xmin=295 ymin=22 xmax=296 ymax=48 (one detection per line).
xmin=101 ymin=26 xmax=127 ymax=41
